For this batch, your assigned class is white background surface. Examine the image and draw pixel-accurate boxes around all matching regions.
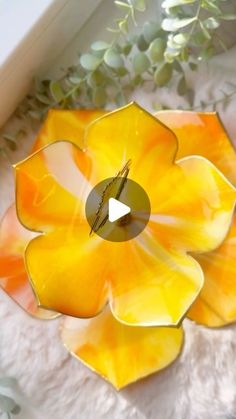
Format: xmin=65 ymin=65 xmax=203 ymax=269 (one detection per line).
xmin=1 ymin=1 xmax=236 ymax=418
xmin=0 ymin=0 xmax=61 ymax=65
xmin=0 ymin=0 xmax=102 ymax=125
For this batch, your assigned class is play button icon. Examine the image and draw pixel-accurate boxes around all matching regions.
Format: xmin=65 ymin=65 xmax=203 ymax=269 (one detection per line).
xmin=85 ymin=175 xmax=151 ymax=242
xmin=108 ymin=198 xmax=131 ymax=223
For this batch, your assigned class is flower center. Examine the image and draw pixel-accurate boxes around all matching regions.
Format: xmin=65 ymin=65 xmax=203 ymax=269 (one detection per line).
xmin=89 ymin=159 xmax=132 ymax=235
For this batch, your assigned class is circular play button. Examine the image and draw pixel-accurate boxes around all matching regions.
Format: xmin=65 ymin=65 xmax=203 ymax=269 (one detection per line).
xmin=85 ymin=176 xmax=151 ymax=242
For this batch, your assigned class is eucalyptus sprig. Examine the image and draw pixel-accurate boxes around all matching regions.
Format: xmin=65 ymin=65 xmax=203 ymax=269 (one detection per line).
xmin=22 ymin=0 xmax=236 ymax=117
xmin=109 ymin=0 xmax=146 ymax=33
xmin=193 ymin=82 xmax=236 ymax=111
xmin=162 ymin=0 xmax=236 ymax=64
xmin=18 ymin=0 xmax=149 ymax=123
xmin=0 ymin=378 xmax=21 ymax=418
xmin=1 ymin=0 xmax=236 ymax=152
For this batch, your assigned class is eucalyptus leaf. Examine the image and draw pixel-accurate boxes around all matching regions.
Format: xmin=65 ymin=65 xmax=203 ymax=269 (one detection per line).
xmin=133 ymin=52 xmax=150 ymax=74
xmin=204 ymin=17 xmax=220 ymax=29
xmin=143 ymin=21 xmax=160 ymax=43
xmin=162 ymin=0 xmax=196 ymax=7
xmin=128 ymin=34 xmax=138 ymax=44
xmin=2 ymin=134 xmax=16 ymax=142
xmin=50 ymin=81 xmax=64 ymax=103
xmin=167 ymin=34 xmax=182 ymax=50
xmin=11 ymin=404 xmax=21 ymax=414
xmin=92 ymin=87 xmax=107 ymax=107
xmin=177 ymin=76 xmax=187 ymax=95
xmin=34 ymin=78 xmax=45 ymax=93
xmin=149 ymin=38 xmax=166 ymax=62
xmin=173 ymin=60 xmax=184 ymax=73
xmin=164 ymin=50 xmax=178 ymax=63
xmin=41 ymin=79 xmax=51 ymax=89
xmin=201 ymin=0 xmax=221 ymax=14
xmin=173 ymin=33 xmax=189 ymax=45
xmin=132 ymin=74 xmax=143 ymax=86
xmin=137 ymin=34 xmax=149 ymax=51
xmin=71 ymin=90 xmax=80 ymax=103
xmin=91 ymin=41 xmax=110 ymax=51
xmin=28 ymin=110 xmax=44 ymax=120
xmin=187 ymin=88 xmax=194 ymax=107
xmin=104 ymin=48 xmax=124 ymax=68
xmin=164 ymin=36 xmax=181 ymax=61
xmin=68 ymin=76 xmax=82 ymax=85
xmin=35 ymin=93 xmax=52 ymax=105
xmin=123 ymin=43 xmax=132 ymax=55
xmin=154 ymin=63 xmax=172 ymax=86
xmin=87 ymin=71 xmax=104 ymax=88
xmin=192 ymin=30 xmax=208 ymax=45
xmin=162 ymin=17 xmax=197 ymax=31
xmin=198 ymin=44 xmax=214 ymax=60
xmin=113 ymin=43 xmax=123 ymax=54
xmin=80 ymin=54 xmax=101 ymax=71
xmin=2 ymin=135 xmax=17 ymax=151
xmin=180 ymin=47 xmax=189 ymax=61
xmin=115 ymin=67 xmax=129 ymax=77
xmin=189 ymin=62 xmax=198 ymax=71
xmin=0 ymin=394 xmax=18 ymax=413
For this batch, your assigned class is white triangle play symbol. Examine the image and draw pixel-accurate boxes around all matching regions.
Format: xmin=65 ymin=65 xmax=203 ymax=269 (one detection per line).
xmin=108 ymin=198 xmax=131 ymax=223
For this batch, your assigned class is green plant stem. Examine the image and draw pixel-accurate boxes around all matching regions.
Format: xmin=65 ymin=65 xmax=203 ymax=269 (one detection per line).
xmin=193 ymin=89 xmax=236 ymax=110
xmin=189 ymin=2 xmax=202 ymax=38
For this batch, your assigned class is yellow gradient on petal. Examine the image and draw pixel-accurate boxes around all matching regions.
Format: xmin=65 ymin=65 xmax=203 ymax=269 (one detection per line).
xmin=15 ymin=141 xmax=93 ymax=233
xmin=25 ymin=223 xmax=109 ymax=317
xmin=156 ymin=111 xmax=236 ymax=327
xmin=188 ymin=215 xmax=236 ymax=327
xmin=86 ymin=103 xmax=178 ymax=188
xmin=149 ymin=156 xmax=236 ymax=253
xmin=0 ymin=205 xmax=58 ymax=319
xmin=33 ymin=109 xmax=106 ymax=152
xmin=109 ymin=233 xmax=203 ymax=326
xmin=61 ymin=307 xmax=183 ymax=389
xmin=156 ymin=111 xmax=236 ymax=186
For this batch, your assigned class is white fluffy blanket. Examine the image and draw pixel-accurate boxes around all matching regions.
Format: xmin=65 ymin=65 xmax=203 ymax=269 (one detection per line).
xmin=1 ymin=46 xmax=236 ymax=419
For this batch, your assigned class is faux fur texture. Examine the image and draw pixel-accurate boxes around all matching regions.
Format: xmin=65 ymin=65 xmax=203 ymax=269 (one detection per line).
xmin=1 ymin=47 xmax=236 ymax=419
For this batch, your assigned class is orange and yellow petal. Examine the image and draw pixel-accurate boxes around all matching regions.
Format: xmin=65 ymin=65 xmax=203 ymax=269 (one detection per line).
xmin=14 ymin=105 xmax=236 ymax=327
xmin=15 ymin=141 xmax=93 ymax=233
xmin=0 ymin=205 xmax=58 ymax=319
xmin=60 ymin=307 xmax=183 ymax=389
xmin=33 ymin=109 xmax=106 ymax=152
xmin=109 ymin=233 xmax=203 ymax=326
xmin=149 ymin=156 xmax=236 ymax=254
xmin=188 ymin=214 xmax=236 ymax=327
xmin=86 ymin=103 xmax=178 ymax=188
xmin=156 ymin=111 xmax=236 ymax=327
xmin=156 ymin=111 xmax=236 ymax=186
xmin=25 ymin=223 xmax=109 ymax=317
